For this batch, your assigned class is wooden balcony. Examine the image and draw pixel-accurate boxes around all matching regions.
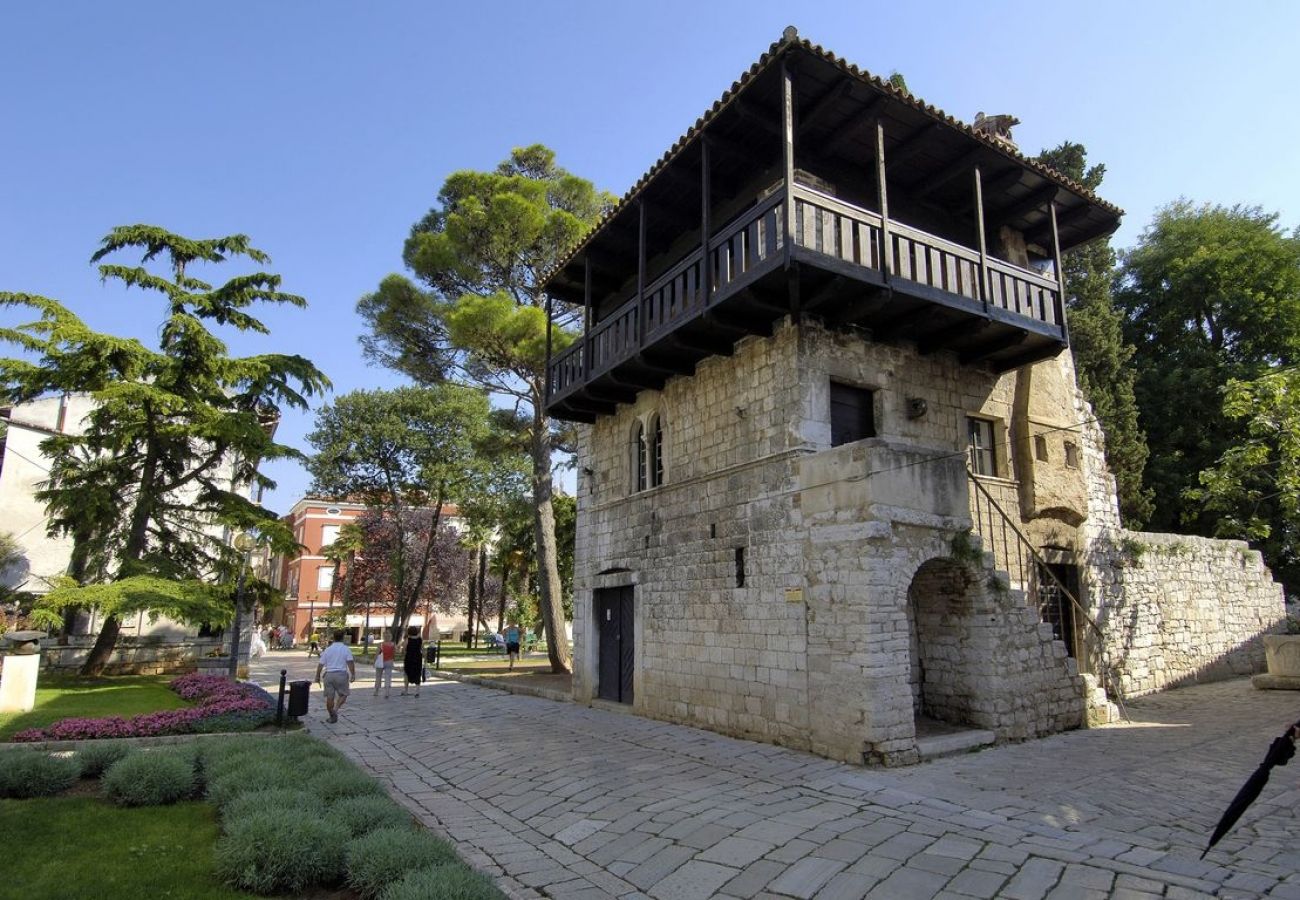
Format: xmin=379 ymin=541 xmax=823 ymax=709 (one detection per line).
xmin=546 ymin=182 xmax=1067 ymax=422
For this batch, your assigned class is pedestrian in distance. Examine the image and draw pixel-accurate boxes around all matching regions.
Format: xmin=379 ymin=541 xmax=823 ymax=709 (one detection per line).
xmin=373 ymin=630 xmax=397 ymax=698
xmin=504 ymin=621 xmax=523 ymax=671
xmin=315 ymin=629 xmax=355 ymax=724
xmin=307 ymin=631 xmax=322 ymax=657
xmin=400 ymin=626 xmax=423 ymax=697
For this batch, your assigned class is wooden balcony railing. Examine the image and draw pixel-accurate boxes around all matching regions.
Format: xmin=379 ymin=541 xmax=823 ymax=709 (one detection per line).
xmin=548 ymin=183 xmax=1063 ymax=406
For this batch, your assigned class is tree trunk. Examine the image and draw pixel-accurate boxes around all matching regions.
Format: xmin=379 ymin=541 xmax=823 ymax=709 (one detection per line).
xmin=477 ymin=545 xmax=488 ymax=644
xmin=531 ymin=407 xmax=571 ymax=673
xmin=466 ymin=546 xmax=478 ymax=648
xmin=81 ymin=614 xmax=121 ymax=677
xmin=496 ymin=560 xmax=508 ymax=634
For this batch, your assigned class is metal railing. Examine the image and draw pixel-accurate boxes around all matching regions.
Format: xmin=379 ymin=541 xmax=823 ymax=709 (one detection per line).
xmin=967 ymin=472 xmax=1127 ymax=718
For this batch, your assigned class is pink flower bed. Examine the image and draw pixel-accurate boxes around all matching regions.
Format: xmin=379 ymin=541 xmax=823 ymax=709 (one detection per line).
xmin=12 ymin=673 xmax=275 ymax=742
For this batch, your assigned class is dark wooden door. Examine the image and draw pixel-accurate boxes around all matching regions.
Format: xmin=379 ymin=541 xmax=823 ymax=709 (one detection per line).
xmin=595 ymin=586 xmax=634 ymax=704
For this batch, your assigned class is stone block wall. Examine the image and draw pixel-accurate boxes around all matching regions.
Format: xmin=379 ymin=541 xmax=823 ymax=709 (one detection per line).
xmin=1082 ymin=531 xmax=1283 ymax=696
xmin=37 ymin=636 xmax=224 ymax=675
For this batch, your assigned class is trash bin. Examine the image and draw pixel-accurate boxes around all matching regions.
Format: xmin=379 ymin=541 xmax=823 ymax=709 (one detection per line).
xmin=287 ymin=679 xmax=311 ymax=718
xmin=425 ymin=642 xmax=440 ymax=670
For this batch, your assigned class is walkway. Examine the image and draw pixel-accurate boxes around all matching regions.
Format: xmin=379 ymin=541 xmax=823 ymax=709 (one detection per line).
xmin=250 ymin=652 xmax=1300 ymax=899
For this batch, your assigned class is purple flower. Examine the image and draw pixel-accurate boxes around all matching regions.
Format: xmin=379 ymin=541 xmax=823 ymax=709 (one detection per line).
xmin=11 ymin=674 xmax=275 ymax=742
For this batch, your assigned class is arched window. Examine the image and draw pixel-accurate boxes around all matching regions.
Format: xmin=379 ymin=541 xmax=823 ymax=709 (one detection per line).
xmin=633 ymin=422 xmax=647 ymax=492
xmin=649 ymin=414 xmax=664 ymax=488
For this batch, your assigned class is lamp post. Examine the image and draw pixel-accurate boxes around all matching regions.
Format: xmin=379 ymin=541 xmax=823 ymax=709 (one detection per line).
xmin=226 ymin=531 xmax=257 ymax=681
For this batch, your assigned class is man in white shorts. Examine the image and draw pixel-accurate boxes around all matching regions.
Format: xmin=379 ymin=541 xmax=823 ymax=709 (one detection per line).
xmin=314 ymin=630 xmax=356 ymax=724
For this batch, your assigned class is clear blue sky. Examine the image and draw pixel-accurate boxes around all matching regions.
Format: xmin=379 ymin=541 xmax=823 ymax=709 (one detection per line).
xmin=3 ymin=2 xmax=1297 ymax=513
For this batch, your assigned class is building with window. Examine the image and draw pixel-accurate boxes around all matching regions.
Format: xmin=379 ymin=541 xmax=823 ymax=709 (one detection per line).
xmin=544 ymin=29 xmax=1284 ymax=765
xmin=268 ymin=498 xmax=468 ymax=643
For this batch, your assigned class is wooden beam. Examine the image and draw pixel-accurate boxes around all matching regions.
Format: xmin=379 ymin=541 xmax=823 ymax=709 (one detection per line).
xmin=667 ymin=331 xmax=736 ymax=357
xmin=885 ymin=122 xmax=940 ymax=167
xmin=704 ymin=130 xmax=770 ymax=169
xmin=701 ymin=137 xmax=712 ymax=303
xmin=800 ymin=78 xmax=854 ymax=134
xmin=824 ymin=94 xmax=886 ymax=156
xmin=636 ymin=350 xmax=696 ymax=377
xmin=636 ymin=201 xmax=646 ymax=349
xmin=989 ymin=185 xmax=1058 ymax=228
xmin=736 ymin=98 xmax=782 ymax=136
xmin=873 ymin=305 xmax=932 ymax=341
xmin=581 ymin=255 xmax=591 ymax=382
xmin=1050 ymin=201 xmax=1068 ymax=343
xmin=876 ymin=119 xmax=892 ymax=283
xmin=952 ymin=167 xmax=1023 ymax=215
xmin=913 ymin=148 xmax=982 ymax=199
xmin=959 ymin=330 xmax=1028 ymax=364
xmin=974 ymin=166 xmax=989 ymax=317
xmin=994 ymin=343 xmax=1065 ymax=372
xmin=565 ymin=395 xmax=617 ymax=416
xmin=782 ymin=62 xmax=796 ymax=269
xmin=919 ymin=318 xmax=990 ymax=355
xmin=1025 ymin=202 xmax=1091 ymax=243
xmin=586 ymin=384 xmax=639 ymax=405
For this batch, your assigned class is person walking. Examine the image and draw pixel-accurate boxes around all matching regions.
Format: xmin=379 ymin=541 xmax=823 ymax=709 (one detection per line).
xmin=307 ymin=631 xmax=322 ymax=657
xmin=400 ymin=626 xmax=424 ymax=697
xmin=314 ymin=629 xmax=355 ymax=724
xmin=373 ymin=631 xmax=397 ymax=698
xmin=504 ymin=621 xmax=523 ymax=671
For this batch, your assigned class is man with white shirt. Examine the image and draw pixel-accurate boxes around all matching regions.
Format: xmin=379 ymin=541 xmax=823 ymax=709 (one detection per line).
xmin=314 ymin=630 xmax=356 ymax=724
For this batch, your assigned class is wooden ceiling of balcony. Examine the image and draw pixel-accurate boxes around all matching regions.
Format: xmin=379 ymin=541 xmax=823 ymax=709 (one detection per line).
xmin=545 ymin=30 xmax=1122 ymax=306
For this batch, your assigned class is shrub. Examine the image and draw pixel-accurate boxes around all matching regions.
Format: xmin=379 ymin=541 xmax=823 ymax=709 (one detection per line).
xmin=327 ymin=795 xmax=413 ymax=838
xmin=378 ymin=864 xmax=503 ymax=900
xmin=102 ymin=750 xmax=196 ymax=806
xmin=0 ymin=751 xmax=82 ymax=798
xmin=206 ymin=758 xmax=300 ymax=810
xmin=221 ymin=787 xmax=316 ymax=825
xmin=11 ymin=675 xmax=275 ymax=742
xmin=214 ymin=808 xmax=349 ymax=893
xmin=77 ymin=742 xmax=135 ymax=777
xmin=316 ymin=766 xmax=387 ymax=804
xmin=345 ymin=827 xmax=459 ymax=898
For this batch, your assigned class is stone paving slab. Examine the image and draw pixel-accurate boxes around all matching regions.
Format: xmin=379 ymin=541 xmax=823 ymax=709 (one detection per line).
xmin=250 ymin=653 xmax=1300 ymax=898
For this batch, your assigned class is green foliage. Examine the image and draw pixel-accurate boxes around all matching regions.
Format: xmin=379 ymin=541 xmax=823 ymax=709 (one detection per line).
xmin=1034 ymin=142 xmax=1152 ymax=525
xmin=1118 ymin=202 xmax=1300 ymax=591
xmin=327 ymin=794 xmax=413 ymax=838
xmin=359 ymin=145 xmax=612 ymax=674
xmin=101 ymin=749 xmax=196 ymax=806
xmin=76 ymin=741 xmax=135 ymax=777
xmin=345 ymin=826 xmax=460 ymax=899
xmin=34 ymin=575 xmax=235 ymax=629
xmin=314 ymin=766 xmax=387 ymax=803
xmin=949 ymin=530 xmax=983 ymax=565
xmin=308 ymin=385 xmax=489 ymax=631
xmin=220 ymin=787 xmax=316 ymax=824
xmin=0 ymin=226 xmax=328 ymax=672
xmin=206 ymin=757 xmax=301 ymax=809
xmin=0 ymin=751 xmax=82 ymax=797
xmin=379 ymin=864 xmax=505 ymax=900
xmin=1187 ymin=367 xmax=1300 ymax=586
xmin=214 ymin=807 xmax=349 ymax=893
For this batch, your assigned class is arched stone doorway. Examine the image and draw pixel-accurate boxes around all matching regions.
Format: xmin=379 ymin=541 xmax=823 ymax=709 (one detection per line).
xmin=906 ymin=557 xmax=981 ymax=733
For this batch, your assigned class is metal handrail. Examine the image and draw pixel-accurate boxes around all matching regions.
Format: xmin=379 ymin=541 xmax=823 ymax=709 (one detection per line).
xmin=967 ymin=472 xmax=1128 ymax=719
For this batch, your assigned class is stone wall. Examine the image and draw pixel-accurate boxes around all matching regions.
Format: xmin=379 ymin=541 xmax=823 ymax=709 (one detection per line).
xmin=37 ymin=636 xmax=224 ymax=675
xmin=575 ymin=319 xmax=1087 ymax=765
xmin=1076 ymin=380 xmax=1285 ymax=697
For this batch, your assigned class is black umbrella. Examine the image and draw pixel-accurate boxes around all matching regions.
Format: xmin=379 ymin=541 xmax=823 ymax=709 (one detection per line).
xmin=1201 ymin=720 xmax=1300 ymax=858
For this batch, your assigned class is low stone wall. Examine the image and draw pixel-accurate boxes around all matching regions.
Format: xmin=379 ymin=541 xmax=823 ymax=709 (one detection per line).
xmin=1084 ymin=530 xmax=1285 ymax=697
xmin=37 ymin=636 xmax=224 ymax=676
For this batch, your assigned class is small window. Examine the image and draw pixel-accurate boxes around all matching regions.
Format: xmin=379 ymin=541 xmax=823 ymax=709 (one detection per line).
xmin=734 ymin=547 xmax=746 ymax=587
xmin=1034 ymin=435 xmax=1048 ymax=462
xmin=649 ymin=415 xmax=664 ymax=488
xmin=632 ymin=422 xmax=647 ymax=492
xmin=316 ymin=566 xmax=335 ymax=590
xmin=325 ymin=506 xmax=341 ymax=515
xmin=967 ymin=417 xmax=997 ymax=477
xmin=320 ymin=524 xmax=340 ymax=549
xmin=1064 ymin=441 xmax=1080 ymax=469
xmin=830 ymin=382 xmax=875 ymax=446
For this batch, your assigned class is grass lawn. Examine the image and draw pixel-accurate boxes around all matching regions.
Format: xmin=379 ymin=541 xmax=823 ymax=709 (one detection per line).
xmin=438 ymin=658 xmax=551 ymax=672
xmin=0 ymin=796 xmax=256 ymax=899
xmin=0 ymin=675 xmax=187 ymax=741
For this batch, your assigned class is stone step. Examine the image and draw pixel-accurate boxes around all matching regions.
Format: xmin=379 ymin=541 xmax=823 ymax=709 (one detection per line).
xmin=916 ymin=727 xmax=996 ymax=761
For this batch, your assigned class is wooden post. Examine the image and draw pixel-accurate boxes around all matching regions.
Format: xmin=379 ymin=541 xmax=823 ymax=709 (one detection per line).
xmin=583 ymin=255 xmax=592 ymax=377
xmin=545 ymin=289 xmax=554 ymax=401
xmin=701 ymin=137 xmax=712 ymax=303
xmin=782 ymin=62 xmax=795 ymax=268
xmin=974 ymin=166 xmax=989 ymax=317
xmin=875 ymin=119 xmax=891 ymax=283
xmin=1050 ymin=201 xmax=1068 ymax=342
xmin=637 ymin=200 xmax=647 ymax=348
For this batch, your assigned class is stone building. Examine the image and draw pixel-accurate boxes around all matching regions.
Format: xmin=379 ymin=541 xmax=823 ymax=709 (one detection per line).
xmin=542 ymin=29 xmax=1284 ymax=765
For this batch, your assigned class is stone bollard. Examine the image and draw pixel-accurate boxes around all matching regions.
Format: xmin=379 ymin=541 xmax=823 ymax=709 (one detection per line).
xmin=0 ymin=630 xmax=45 ymax=713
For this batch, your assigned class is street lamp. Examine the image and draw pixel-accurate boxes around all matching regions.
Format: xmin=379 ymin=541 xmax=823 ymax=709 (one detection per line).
xmin=226 ymin=530 xmax=258 ymax=680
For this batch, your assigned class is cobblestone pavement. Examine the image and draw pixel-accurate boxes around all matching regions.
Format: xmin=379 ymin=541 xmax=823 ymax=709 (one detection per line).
xmin=251 ymin=652 xmax=1300 ymax=899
